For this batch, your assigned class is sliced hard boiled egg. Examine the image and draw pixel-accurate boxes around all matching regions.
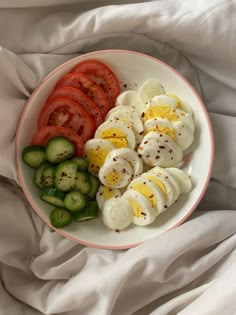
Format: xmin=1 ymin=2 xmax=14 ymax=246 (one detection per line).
xmin=171 ymin=108 xmax=195 ymax=133
xmin=142 ymin=95 xmax=178 ymax=122
xmin=144 ymin=117 xmax=176 ymax=141
xmin=94 ymin=120 xmax=136 ymax=150
xmin=166 ymin=93 xmax=193 ymax=114
xmin=106 ymin=148 xmax=143 ymax=179
xmin=149 ymin=166 xmax=181 ymax=206
xmin=165 ymin=167 xmax=192 ymax=194
xmin=98 ymin=156 xmax=133 ymax=189
xmin=102 ymin=196 xmax=133 ymax=230
xmin=96 ymin=185 xmax=121 ymax=211
xmin=138 ymin=79 xmax=165 ymax=105
xmin=128 ymin=176 xmax=165 ymax=215
xmin=84 ymin=138 xmax=115 ymax=176
xmin=115 ymin=90 xmax=145 ymax=114
xmin=172 ymin=121 xmax=194 ymax=151
xmin=106 ymin=107 xmax=144 ymax=146
xmin=123 ymin=188 xmax=157 ymax=226
xmin=137 ymin=131 xmax=183 ymax=168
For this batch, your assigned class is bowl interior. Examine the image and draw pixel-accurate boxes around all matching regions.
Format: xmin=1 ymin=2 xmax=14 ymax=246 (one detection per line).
xmin=16 ymin=50 xmax=214 ymax=249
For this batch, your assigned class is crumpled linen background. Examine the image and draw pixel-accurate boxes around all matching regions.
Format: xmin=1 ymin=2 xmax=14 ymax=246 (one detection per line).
xmin=1 ymin=1 xmax=236 ymax=314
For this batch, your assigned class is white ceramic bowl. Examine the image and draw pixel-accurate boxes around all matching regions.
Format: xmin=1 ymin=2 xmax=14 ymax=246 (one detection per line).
xmin=15 ymin=49 xmax=214 ymax=249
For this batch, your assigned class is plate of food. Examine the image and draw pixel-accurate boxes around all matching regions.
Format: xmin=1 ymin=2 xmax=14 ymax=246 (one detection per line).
xmin=15 ymin=49 xmax=214 ymax=249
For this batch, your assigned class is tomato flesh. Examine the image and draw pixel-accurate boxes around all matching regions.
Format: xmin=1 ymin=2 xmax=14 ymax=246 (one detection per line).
xmin=48 ymin=86 xmax=103 ymax=127
xmin=55 ymin=72 xmax=110 ymax=116
xmin=31 ymin=126 xmax=84 ymax=156
xmin=38 ymin=97 xmax=96 ymax=142
xmin=71 ymin=60 xmax=121 ymax=107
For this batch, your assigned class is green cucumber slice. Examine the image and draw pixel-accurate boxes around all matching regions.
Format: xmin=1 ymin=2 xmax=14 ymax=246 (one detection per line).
xmin=22 ymin=145 xmax=46 ymax=168
xmin=50 ymin=207 xmax=72 ymax=228
xmin=41 ymin=164 xmax=55 ymax=188
xmin=70 ymin=157 xmax=88 ymax=171
xmin=73 ymin=172 xmax=91 ymax=194
xmin=54 ymin=161 xmax=77 ymax=192
xmin=40 ymin=188 xmax=65 ymax=207
xmin=64 ymin=190 xmax=86 ymax=212
xmin=87 ymin=175 xmax=100 ymax=200
xmin=46 ymin=136 xmax=75 ymax=164
xmin=73 ymin=205 xmax=98 ymax=221
xmin=34 ymin=162 xmax=52 ymax=189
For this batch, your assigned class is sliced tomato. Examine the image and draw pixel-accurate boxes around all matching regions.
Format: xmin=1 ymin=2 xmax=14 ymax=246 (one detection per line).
xmin=48 ymin=86 xmax=103 ymax=127
xmin=55 ymin=72 xmax=110 ymax=116
xmin=38 ymin=97 xmax=95 ymax=142
xmin=71 ymin=60 xmax=121 ymax=107
xmin=31 ymin=126 xmax=84 ymax=156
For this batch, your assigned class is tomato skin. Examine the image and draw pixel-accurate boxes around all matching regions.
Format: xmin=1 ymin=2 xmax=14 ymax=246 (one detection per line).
xmin=38 ymin=97 xmax=96 ymax=142
xmin=31 ymin=126 xmax=84 ymax=156
xmin=48 ymin=86 xmax=103 ymax=127
xmin=71 ymin=60 xmax=121 ymax=107
xmin=55 ymin=72 xmax=110 ymax=116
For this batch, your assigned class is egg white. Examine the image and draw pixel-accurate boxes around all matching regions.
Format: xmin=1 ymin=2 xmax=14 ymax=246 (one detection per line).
xmin=122 ymin=188 xmax=157 ymax=226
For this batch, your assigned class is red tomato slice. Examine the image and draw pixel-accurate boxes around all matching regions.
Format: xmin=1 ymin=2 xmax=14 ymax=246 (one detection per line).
xmin=31 ymin=126 xmax=84 ymax=156
xmin=55 ymin=72 xmax=110 ymax=116
xmin=71 ymin=60 xmax=121 ymax=107
xmin=48 ymin=86 xmax=103 ymax=127
xmin=38 ymin=97 xmax=95 ymax=142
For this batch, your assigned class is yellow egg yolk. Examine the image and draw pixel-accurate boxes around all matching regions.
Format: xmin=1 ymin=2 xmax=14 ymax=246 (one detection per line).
xmin=144 ymin=106 xmax=178 ymax=122
xmin=130 ymin=183 xmax=156 ymax=208
xmin=85 ymin=148 xmax=109 ymax=175
xmin=146 ymin=125 xmax=176 ymax=141
xmin=142 ymin=174 xmax=167 ymax=199
xmin=97 ymin=127 xmax=128 ymax=148
xmin=101 ymin=187 xmax=116 ymax=200
xmin=128 ymin=199 xmax=146 ymax=218
xmin=104 ymin=170 xmax=121 ymax=186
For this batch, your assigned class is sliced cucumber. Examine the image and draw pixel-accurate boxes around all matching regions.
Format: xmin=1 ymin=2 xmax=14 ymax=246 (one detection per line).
xmin=73 ymin=171 xmax=91 ymax=194
xmin=64 ymin=190 xmax=86 ymax=212
xmin=70 ymin=157 xmax=88 ymax=171
xmin=34 ymin=162 xmax=52 ymax=189
xmin=50 ymin=207 xmax=72 ymax=228
xmin=73 ymin=204 xmax=99 ymax=221
xmin=87 ymin=175 xmax=100 ymax=200
xmin=54 ymin=161 xmax=77 ymax=192
xmin=41 ymin=164 xmax=55 ymax=188
xmin=41 ymin=188 xmax=65 ymax=207
xmin=46 ymin=136 xmax=75 ymax=164
xmin=22 ymin=145 xmax=46 ymax=168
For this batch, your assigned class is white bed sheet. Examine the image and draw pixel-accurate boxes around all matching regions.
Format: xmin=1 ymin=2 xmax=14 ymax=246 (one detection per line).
xmin=1 ymin=1 xmax=236 ymax=314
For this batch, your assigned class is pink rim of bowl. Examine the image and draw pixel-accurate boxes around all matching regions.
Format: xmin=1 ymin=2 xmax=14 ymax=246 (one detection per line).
xmin=15 ymin=49 xmax=214 ymax=250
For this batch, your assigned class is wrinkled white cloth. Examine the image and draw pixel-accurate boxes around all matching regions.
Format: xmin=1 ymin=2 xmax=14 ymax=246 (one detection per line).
xmin=1 ymin=1 xmax=236 ymax=314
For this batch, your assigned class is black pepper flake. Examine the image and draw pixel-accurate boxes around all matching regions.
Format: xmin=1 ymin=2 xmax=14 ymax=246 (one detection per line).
xmin=113 ymin=157 xmax=117 ymax=162
xmin=141 ymin=112 xmax=145 ymax=118
xmin=164 ymin=205 xmax=168 ymax=209
xmin=139 ymin=131 xmax=144 ymax=135
xmin=146 ymin=154 xmax=150 ymax=158
xmin=155 ymin=155 xmax=160 ymax=159
xmin=138 ymin=154 xmax=142 ymax=158
xmin=159 ymin=146 xmax=165 ymax=149
xmin=169 ymin=149 xmax=173 ymax=153
xmin=141 ymin=212 xmax=146 ymax=216
xmin=123 ymin=84 xmax=127 ymax=88
xmin=144 ymin=140 xmax=148 ymax=144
